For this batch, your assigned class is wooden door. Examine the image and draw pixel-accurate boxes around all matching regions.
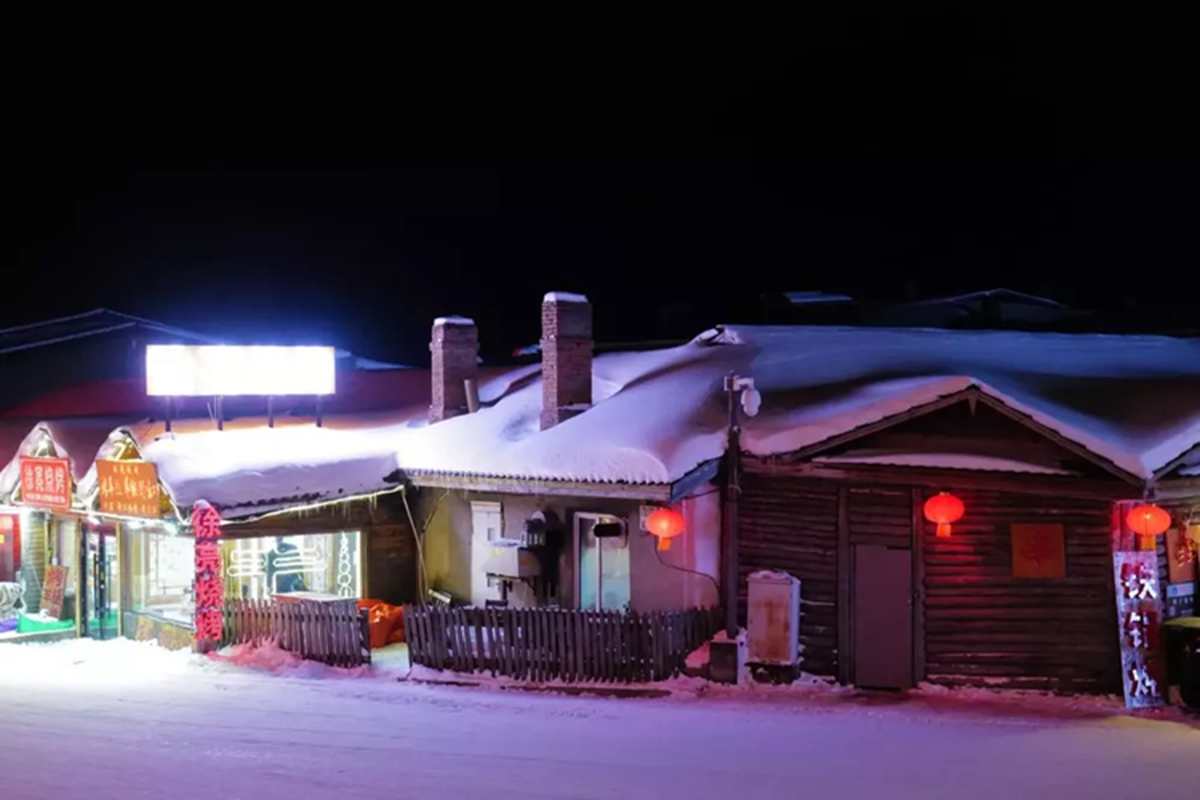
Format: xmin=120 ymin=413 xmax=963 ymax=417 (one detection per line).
xmin=853 ymin=544 xmax=913 ymax=689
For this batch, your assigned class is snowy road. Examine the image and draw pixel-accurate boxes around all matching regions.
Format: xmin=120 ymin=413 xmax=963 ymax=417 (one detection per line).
xmin=1 ymin=641 xmax=1197 ymax=800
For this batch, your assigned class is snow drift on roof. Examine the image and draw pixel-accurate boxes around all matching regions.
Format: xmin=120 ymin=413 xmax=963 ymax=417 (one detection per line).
xmin=716 ymin=326 xmax=1200 ymax=479
xmin=98 ymin=325 xmax=1198 ymax=507
xmin=543 ymin=292 xmax=589 ymax=304
xmin=396 ymin=324 xmax=1200 ymax=485
xmin=140 ymin=423 xmax=405 ymax=518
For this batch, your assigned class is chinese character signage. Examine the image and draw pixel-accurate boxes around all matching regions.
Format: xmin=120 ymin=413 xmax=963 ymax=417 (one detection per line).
xmin=192 ymin=501 xmax=224 ymax=653
xmin=40 ymin=565 xmax=68 ymax=620
xmin=19 ymin=456 xmax=72 ymax=510
xmin=1165 ymin=582 xmax=1196 ymax=620
xmin=1111 ymin=551 xmax=1165 ymax=709
xmin=1011 ymin=523 xmax=1066 ymax=579
xmin=1165 ymin=527 xmax=1198 ymax=585
xmin=96 ymin=460 xmax=161 ymax=518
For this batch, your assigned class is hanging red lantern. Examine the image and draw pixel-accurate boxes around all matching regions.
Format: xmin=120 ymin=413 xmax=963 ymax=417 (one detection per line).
xmin=1126 ymin=503 xmax=1171 ymax=551
xmin=924 ymin=492 xmax=965 ymax=538
xmin=646 ymin=507 xmax=686 ymax=551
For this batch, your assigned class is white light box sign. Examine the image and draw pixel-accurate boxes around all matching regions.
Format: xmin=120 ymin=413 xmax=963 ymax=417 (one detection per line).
xmin=146 ymin=345 xmax=336 ymax=396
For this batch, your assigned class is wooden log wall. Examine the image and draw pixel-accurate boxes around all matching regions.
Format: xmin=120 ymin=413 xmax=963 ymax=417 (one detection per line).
xmin=738 ymin=470 xmax=839 ymax=676
xmin=220 ymin=495 xmax=418 ymax=605
xmin=920 ymin=488 xmax=1120 ymax=693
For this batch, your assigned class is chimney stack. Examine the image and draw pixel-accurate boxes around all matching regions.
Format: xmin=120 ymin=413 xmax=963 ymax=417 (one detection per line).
xmin=540 ymin=292 xmax=593 ymax=430
xmin=429 ymin=316 xmax=478 ymax=423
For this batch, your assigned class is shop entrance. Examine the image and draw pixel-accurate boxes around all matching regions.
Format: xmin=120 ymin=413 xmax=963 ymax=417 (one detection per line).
xmin=576 ymin=514 xmax=630 ymax=611
xmin=81 ymin=525 xmax=119 ymax=639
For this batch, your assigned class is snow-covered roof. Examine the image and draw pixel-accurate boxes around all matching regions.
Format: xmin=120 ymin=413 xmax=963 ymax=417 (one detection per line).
xmin=544 ymin=292 xmax=589 ymax=304
xmin=393 ymin=325 xmax=1200 ymax=485
xmin=121 ymin=416 xmax=413 ymax=519
xmin=0 ymin=417 xmax=142 ymax=502
xmin=74 ymin=324 xmax=1197 ymax=515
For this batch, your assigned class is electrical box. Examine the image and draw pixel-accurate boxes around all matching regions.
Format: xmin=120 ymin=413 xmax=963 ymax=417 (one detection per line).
xmin=747 ymin=570 xmax=801 ymax=666
xmin=482 ymin=540 xmax=542 ymax=579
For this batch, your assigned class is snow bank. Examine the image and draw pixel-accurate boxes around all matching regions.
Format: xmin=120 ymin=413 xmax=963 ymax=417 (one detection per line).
xmin=208 ymin=640 xmax=371 ymax=679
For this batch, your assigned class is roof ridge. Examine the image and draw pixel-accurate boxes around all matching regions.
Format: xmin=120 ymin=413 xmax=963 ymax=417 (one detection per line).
xmin=0 ymin=308 xmax=108 ymax=335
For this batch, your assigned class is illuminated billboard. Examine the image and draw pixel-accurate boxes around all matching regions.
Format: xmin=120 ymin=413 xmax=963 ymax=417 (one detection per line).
xmin=145 ymin=345 xmax=336 ymax=397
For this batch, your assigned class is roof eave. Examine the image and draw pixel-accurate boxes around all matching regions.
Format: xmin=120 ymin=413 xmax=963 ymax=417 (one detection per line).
xmin=404 ymin=470 xmax=673 ymax=501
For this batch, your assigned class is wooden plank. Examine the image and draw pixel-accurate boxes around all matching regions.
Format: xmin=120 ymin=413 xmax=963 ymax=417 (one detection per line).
xmin=912 ymin=487 xmax=926 ymax=684
xmin=575 ymin=608 xmax=586 ymax=682
xmin=836 ymin=486 xmax=851 ymax=685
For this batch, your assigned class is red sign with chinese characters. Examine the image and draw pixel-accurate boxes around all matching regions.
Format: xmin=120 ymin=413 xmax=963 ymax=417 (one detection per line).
xmin=1111 ymin=551 xmax=1165 ymax=709
xmin=19 ymin=456 xmax=72 ymax=510
xmin=40 ymin=565 xmax=68 ymax=620
xmin=192 ymin=501 xmax=224 ymax=653
xmin=95 ymin=460 xmax=161 ymax=518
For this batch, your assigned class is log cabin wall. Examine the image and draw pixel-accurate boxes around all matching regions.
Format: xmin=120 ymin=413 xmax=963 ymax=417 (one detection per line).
xmin=738 ymin=468 xmax=840 ymax=676
xmin=918 ymin=487 xmax=1119 ymax=693
xmin=740 ymin=460 xmax=1124 ymax=692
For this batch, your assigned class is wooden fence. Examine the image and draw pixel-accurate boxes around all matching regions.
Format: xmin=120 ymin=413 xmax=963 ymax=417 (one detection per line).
xmin=404 ymin=605 xmax=722 ymax=683
xmin=222 ymin=599 xmax=371 ymax=667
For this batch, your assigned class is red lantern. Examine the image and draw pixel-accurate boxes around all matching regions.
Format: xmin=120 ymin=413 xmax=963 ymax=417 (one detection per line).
xmin=646 ymin=507 xmax=686 ymax=551
xmin=1126 ymin=503 xmax=1171 ymax=552
xmin=924 ymin=492 xmax=965 ymax=538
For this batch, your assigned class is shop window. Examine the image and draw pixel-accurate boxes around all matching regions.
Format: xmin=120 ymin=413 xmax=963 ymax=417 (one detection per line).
xmin=129 ymin=527 xmax=193 ymax=626
xmin=223 ymin=531 xmax=363 ymax=601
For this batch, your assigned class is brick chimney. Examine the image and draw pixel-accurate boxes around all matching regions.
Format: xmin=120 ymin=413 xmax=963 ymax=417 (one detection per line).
xmin=540 ymin=292 xmax=593 ymax=430
xmin=429 ymin=316 xmax=478 ymax=423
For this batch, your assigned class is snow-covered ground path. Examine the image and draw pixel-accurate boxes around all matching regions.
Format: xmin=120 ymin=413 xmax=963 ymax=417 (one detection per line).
xmin=1 ymin=640 xmax=1196 ymax=800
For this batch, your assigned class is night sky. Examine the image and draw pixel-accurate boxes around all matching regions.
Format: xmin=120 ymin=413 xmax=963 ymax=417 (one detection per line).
xmin=9 ymin=9 xmax=1197 ymax=364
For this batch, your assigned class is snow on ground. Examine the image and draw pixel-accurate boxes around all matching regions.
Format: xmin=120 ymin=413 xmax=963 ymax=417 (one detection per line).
xmin=1 ymin=639 xmax=1197 ymax=800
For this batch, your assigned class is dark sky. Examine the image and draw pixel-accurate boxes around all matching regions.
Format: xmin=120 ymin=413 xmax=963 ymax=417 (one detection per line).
xmin=9 ymin=9 xmax=1198 ymax=364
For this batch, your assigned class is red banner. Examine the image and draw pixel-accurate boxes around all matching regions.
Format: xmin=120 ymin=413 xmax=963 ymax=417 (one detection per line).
xmin=1112 ymin=551 xmax=1166 ymax=709
xmin=192 ymin=502 xmax=224 ymax=653
xmin=96 ymin=460 xmax=161 ymax=518
xmin=19 ymin=456 xmax=72 ymax=510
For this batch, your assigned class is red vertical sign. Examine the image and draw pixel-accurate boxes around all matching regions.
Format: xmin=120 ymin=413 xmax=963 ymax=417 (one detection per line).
xmin=19 ymin=456 xmax=72 ymax=510
xmin=192 ymin=501 xmax=224 ymax=653
xmin=1112 ymin=551 xmax=1165 ymax=709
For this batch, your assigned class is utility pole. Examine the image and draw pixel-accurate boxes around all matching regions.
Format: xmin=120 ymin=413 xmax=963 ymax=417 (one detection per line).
xmin=723 ymin=372 xmax=743 ymax=639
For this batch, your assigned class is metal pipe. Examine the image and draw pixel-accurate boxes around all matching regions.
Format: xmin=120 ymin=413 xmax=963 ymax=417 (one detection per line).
xmin=464 ymin=377 xmax=480 ymax=414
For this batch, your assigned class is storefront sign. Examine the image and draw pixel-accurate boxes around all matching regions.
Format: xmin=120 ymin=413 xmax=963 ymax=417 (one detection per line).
xmin=146 ymin=344 xmax=336 ymax=396
xmin=1165 ymin=582 xmax=1196 ymax=620
xmin=1011 ymin=523 xmax=1065 ymax=579
xmin=1112 ymin=551 xmax=1166 ymax=709
xmin=192 ymin=501 xmax=224 ymax=653
xmin=1165 ymin=527 xmax=1198 ymax=585
xmin=40 ymin=565 xmax=68 ymax=620
xmin=96 ymin=460 xmax=161 ymax=518
xmin=19 ymin=456 xmax=72 ymax=510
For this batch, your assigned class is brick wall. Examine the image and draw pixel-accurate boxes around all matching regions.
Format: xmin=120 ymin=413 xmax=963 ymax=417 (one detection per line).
xmin=429 ymin=318 xmax=479 ymax=423
xmin=540 ymin=294 xmax=593 ymax=429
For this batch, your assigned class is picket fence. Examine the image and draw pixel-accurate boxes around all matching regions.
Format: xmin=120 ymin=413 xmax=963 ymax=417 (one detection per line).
xmin=222 ymin=599 xmax=371 ymax=667
xmin=404 ymin=605 xmax=722 ymax=683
